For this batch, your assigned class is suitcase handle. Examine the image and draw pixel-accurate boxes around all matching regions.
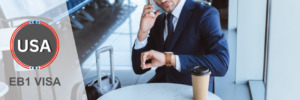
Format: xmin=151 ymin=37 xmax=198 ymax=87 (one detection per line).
xmin=95 ymin=46 xmax=115 ymax=90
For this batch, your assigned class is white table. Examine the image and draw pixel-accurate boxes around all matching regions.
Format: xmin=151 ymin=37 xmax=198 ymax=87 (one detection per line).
xmin=98 ymin=83 xmax=221 ymax=100
xmin=0 ymin=82 xmax=9 ymax=97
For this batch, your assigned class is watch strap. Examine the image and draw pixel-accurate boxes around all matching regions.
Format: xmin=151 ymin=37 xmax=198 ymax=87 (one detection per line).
xmin=165 ymin=52 xmax=173 ymax=67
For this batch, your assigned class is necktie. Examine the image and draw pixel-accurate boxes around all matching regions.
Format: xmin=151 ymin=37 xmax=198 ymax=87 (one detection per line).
xmin=164 ymin=13 xmax=174 ymax=51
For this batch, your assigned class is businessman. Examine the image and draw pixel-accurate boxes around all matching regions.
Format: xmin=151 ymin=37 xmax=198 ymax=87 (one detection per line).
xmin=132 ymin=0 xmax=229 ymax=92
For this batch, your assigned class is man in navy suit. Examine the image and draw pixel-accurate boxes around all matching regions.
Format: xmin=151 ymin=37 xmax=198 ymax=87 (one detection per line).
xmin=132 ymin=0 xmax=229 ymax=92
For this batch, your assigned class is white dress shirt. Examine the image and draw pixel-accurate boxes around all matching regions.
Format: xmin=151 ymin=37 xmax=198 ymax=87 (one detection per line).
xmin=134 ymin=0 xmax=186 ymax=72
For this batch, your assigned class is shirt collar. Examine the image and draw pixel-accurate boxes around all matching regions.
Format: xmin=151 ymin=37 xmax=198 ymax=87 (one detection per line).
xmin=165 ymin=0 xmax=186 ymax=19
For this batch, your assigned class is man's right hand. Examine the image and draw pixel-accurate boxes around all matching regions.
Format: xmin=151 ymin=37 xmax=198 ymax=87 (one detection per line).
xmin=138 ymin=0 xmax=160 ymax=42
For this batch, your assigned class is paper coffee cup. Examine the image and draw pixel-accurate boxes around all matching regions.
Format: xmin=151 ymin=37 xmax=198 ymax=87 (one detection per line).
xmin=191 ymin=66 xmax=211 ymax=100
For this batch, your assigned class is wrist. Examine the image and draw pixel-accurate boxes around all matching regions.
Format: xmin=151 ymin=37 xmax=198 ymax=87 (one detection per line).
xmin=137 ymin=30 xmax=147 ymax=42
xmin=171 ymin=54 xmax=176 ymax=67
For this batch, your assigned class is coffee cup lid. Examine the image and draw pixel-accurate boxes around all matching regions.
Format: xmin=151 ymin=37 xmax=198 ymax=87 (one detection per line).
xmin=191 ymin=66 xmax=211 ymax=76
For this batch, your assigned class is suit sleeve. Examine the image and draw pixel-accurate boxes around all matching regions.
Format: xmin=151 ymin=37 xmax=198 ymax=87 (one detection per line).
xmin=131 ymin=17 xmax=161 ymax=74
xmin=178 ymin=8 xmax=229 ymax=76
xmin=131 ymin=40 xmax=151 ymax=74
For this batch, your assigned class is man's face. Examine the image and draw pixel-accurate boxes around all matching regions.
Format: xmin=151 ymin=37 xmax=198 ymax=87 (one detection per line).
xmin=153 ymin=0 xmax=181 ymax=13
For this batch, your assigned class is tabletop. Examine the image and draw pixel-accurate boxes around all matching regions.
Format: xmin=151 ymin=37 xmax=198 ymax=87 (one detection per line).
xmin=98 ymin=83 xmax=221 ymax=100
xmin=0 ymin=81 xmax=9 ymax=97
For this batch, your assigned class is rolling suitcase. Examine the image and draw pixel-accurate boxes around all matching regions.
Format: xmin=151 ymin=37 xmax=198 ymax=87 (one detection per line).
xmin=85 ymin=46 xmax=121 ymax=100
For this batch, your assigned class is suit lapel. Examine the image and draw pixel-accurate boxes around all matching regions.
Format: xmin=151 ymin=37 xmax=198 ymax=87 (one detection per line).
xmin=167 ymin=0 xmax=196 ymax=50
xmin=157 ymin=14 xmax=166 ymax=52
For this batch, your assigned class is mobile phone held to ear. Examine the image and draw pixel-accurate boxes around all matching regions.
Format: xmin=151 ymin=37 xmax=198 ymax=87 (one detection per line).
xmin=149 ymin=0 xmax=155 ymax=16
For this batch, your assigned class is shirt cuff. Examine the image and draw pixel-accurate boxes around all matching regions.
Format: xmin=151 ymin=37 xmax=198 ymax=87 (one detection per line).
xmin=134 ymin=38 xmax=148 ymax=50
xmin=175 ymin=55 xmax=181 ymax=72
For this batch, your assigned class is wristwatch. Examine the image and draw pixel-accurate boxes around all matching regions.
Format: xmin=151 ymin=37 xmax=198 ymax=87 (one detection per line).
xmin=165 ymin=52 xmax=173 ymax=67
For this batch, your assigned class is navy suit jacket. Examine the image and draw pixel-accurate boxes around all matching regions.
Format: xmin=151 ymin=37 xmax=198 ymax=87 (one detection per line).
xmin=132 ymin=0 xmax=229 ymax=92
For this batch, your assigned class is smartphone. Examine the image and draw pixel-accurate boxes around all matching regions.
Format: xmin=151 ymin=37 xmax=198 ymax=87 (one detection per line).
xmin=149 ymin=0 xmax=155 ymax=16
